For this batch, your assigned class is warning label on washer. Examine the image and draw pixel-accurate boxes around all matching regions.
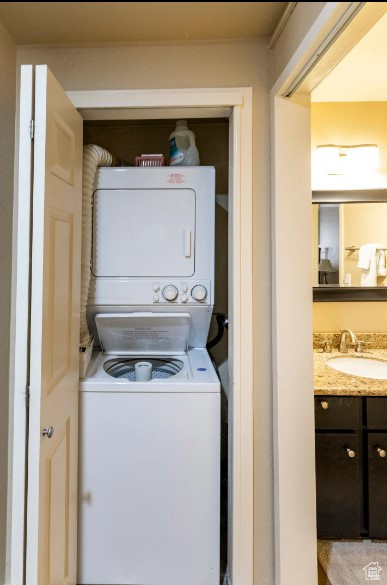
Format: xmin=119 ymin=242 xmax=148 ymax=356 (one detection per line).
xmin=97 ymin=314 xmax=190 ymax=353
xmin=120 ymin=328 xmax=169 ymax=341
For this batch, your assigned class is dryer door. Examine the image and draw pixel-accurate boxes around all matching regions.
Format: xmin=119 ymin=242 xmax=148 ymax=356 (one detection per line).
xmin=92 ymin=188 xmax=195 ymax=277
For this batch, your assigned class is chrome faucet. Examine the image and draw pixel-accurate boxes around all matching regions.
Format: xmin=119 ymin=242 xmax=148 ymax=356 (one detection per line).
xmin=339 ymin=329 xmax=358 ymax=353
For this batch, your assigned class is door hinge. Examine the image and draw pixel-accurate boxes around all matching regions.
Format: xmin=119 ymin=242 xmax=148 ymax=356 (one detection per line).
xmin=30 ymin=120 xmax=35 ymax=140
xmin=25 ymin=384 xmax=30 ymax=407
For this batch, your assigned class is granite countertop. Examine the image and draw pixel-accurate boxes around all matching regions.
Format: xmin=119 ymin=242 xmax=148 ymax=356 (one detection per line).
xmin=314 ymin=348 xmax=387 ymax=396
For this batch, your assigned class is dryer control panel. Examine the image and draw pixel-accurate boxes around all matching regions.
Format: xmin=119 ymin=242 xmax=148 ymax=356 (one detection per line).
xmin=156 ymin=282 xmax=208 ymax=304
xmin=89 ymin=278 xmax=212 ymax=306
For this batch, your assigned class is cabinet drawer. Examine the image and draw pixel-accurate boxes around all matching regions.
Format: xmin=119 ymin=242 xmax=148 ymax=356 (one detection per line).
xmin=367 ymin=398 xmax=387 ymax=429
xmin=315 ymin=396 xmax=361 ymax=430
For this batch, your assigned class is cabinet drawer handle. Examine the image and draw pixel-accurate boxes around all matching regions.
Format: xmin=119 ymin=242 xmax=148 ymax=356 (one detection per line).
xmin=377 ymin=447 xmax=387 ymax=458
xmin=320 ymin=401 xmax=329 ymax=410
xmin=346 ymin=447 xmax=356 ymax=458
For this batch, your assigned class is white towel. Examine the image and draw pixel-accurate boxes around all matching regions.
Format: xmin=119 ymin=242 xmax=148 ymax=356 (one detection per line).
xmin=358 ymin=243 xmax=383 ymax=286
xmin=358 ymin=243 xmax=377 ymax=269
xmin=378 ymin=249 xmax=387 ymax=277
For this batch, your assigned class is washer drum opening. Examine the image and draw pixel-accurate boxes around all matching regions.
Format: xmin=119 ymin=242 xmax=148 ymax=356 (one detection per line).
xmin=104 ymin=357 xmax=184 ymax=381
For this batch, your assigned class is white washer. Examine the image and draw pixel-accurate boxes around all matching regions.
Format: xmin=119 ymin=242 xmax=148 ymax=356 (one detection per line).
xmin=78 ymin=313 xmax=220 ymax=585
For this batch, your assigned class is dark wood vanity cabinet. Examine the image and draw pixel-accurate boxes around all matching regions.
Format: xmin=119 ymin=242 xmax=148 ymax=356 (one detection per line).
xmin=315 ymin=396 xmax=387 ymax=538
xmin=315 ymin=433 xmax=362 ymax=536
xmin=368 ymin=432 xmax=387 ymax=537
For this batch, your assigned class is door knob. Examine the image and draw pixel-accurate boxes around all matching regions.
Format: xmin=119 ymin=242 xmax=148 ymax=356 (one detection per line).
xmin=346 ymin=447 xmax=356 ymax=458
xmin=377 ymin=447 xmax=387 ymax=458
xmin=320 ymin=401 xmax=329 ymax=410
xmin=42 ymin=426 xmax=54 ymax=439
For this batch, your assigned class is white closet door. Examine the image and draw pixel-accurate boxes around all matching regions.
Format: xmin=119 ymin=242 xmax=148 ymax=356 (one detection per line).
xmin=25 ymin=65 xmax=83 ymax=585
xmin=92 ymin=188 xmax=196 ymax=277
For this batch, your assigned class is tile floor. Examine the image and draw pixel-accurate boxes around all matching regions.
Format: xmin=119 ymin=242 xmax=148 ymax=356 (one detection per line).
xmin=318 ymin=562 xmax=332 ymax=585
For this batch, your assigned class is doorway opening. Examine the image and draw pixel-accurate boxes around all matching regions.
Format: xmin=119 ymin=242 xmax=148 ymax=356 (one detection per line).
xmin=271 ymin=6 xmax=387 ymax=585
xmin=82 ymin=115 xmax=230 ymax=581
xmin=310 ymin=12 xmax=387 ymax=585
xmin=68 ymin=89 xmax=254 ymax=584
xmin=272 ymin=3 xmax=385 ymax=583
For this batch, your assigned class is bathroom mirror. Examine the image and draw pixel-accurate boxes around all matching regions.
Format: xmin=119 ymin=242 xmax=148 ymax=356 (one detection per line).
xmin=312 ymin=190 xmax=387 ymax=301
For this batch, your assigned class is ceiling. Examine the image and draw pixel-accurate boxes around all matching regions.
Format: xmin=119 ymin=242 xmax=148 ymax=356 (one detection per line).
xmin=313 ymin=11 xmax=387 ymax=102
xmin=0 ymin=2 xmax=287 ymax=45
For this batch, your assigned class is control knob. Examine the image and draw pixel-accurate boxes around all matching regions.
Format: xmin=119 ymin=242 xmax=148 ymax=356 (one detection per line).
xmin=191 ymin=285 xmax=207 ymax=302
xmin=162 ymin=285 xmax=178 ymax=302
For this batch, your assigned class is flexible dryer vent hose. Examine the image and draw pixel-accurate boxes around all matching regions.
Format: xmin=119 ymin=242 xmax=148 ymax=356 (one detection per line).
xmin=80 ymin=145 xmax=113 ymax=348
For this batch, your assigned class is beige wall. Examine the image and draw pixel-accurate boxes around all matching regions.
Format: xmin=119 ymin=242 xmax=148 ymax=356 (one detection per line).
xmin=0 ymin=19 xmax=16 ymax=584
xmin=17 ymin=40 xmax=273 ymax=584
xmin=312 ymin=102 xmax=387 ymax=332
xmin=314 ymin=302 xmax=387 ymax=332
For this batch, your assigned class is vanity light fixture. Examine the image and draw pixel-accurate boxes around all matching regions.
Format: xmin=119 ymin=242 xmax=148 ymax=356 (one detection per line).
xmin=314 ymin=144 xmax=379 ymax=176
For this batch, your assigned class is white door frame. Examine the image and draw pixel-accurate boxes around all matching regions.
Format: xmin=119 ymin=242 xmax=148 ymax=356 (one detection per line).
xmin=70 ymin=86 xmax=253 ymax=585
xmin=9 ymin=86 xmax=253 ymax=585
xmin=271 ymin=94 xmax=317 ymax=585
xmin=68 ymin=86 xmax=253 ymax=585
xmin=8 ymin=65 xmax=34 ymax=585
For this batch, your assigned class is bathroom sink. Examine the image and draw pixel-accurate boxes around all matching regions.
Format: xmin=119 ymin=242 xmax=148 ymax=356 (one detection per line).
xmin=326 ymin=357 xmax=387 ymax=380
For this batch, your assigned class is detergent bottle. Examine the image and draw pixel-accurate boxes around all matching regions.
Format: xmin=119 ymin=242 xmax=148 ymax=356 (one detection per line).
xmin=169 ymin=120 xmax=200 ymax=166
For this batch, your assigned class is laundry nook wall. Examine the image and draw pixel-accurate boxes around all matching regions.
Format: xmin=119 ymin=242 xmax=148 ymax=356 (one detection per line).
xmin=17 ymin=39 xmax=273 ymax=584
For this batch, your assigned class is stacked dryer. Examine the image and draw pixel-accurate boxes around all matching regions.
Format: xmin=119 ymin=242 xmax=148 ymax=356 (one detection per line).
xmin=78 ymin=167 xmax=220 ymax=585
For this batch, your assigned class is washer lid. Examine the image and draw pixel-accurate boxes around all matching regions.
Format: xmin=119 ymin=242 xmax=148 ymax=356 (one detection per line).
xmin=95 ymin=312 xmax=190 ymax=355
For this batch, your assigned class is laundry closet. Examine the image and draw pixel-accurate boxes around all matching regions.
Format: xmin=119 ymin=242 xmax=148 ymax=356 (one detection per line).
xmin=78 ymin=117 xmax=230 ymax=584
xmin=12 ymin=65 xmax=251 ymax=585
